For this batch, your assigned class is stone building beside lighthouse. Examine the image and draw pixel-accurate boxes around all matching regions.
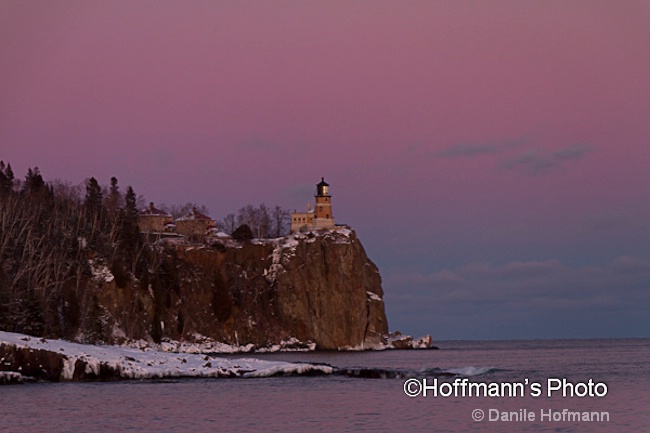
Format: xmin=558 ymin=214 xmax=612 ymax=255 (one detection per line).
xmin=291 ymin=178 xmax=336 ymax=232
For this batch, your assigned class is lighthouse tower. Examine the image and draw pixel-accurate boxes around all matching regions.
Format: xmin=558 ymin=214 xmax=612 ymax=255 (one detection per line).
xmin=290 ymin=177 xmax=336 ymax=232
xmin=312 ymin=177 xmax=335 ymax=229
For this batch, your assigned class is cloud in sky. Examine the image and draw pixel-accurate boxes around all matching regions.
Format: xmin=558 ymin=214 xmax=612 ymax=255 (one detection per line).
xmin=439 ymin=138 xmax=595 ymax=175
xmin=500 ymin=150 xmax=563 ymax=175
xmin=500 ymin=144 xmax=594 ymax=175
xmin=438 ymin=143 xmax=503 ymax=158
xmin=585 ymin=209 xmax=636 ymax=231
xmin=553 ymin=144 xmax=594 ymax=161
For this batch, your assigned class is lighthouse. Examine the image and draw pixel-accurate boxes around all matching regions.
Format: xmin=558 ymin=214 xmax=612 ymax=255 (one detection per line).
xmin=314 ymin=177 xmax=333 ymax=221
xmin=290 ymin=177 xmax=336 ymax=232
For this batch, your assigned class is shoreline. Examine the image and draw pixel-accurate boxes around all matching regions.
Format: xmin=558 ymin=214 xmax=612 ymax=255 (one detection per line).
xmin=0 ymin=330 xmax=434 ymax=384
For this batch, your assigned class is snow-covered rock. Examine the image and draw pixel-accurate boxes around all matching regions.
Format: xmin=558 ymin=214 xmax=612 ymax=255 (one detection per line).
xmin=0 ymin=371 xmax=25 ymax=385
xmin=0 ymin=331 xmax=331 ymax=382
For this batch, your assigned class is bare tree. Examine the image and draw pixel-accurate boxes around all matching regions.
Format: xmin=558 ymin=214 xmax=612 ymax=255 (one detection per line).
xmin=222 ymin=213 xmax=236 ymax=234
xmin=233 ymin=204 xmax=289 ymax=239
xmin=256 ymin=203 xmax=271 ymax=239
xmin=160 ymin=202 xmax=210 ymax=219
xmin=271 ymin=205 xmax=291 ymax=238
xmin=236 ymin=205 xmax=256 ymax=230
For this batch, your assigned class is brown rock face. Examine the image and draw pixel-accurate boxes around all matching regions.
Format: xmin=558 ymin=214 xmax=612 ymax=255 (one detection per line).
xmin=0 ymin=343 xmax=65 ymax=381
xmin=272 ymin=231 xmax=388 ymax=349
xmin=98 ymin=229 xmax=389 ymax=350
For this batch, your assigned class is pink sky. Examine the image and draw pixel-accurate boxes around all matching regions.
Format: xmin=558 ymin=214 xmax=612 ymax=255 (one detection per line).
xmin=2 ymin=1 xmax=649 ymax=338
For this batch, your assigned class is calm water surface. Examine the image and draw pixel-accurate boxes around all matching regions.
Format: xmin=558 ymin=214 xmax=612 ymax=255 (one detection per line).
xmin=2 ymin=339 xmax=648 ymax=432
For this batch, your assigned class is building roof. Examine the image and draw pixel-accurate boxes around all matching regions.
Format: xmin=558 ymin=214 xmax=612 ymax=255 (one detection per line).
xmin=316 ymin=177 xmax=329 ymax=187
xmin=192 ymin=209 xmax=212 ymax=220
xmin=177 ymin=207 xmax=213 ymax=221
xmin=140 ymin=202 xmax=171 ymax=217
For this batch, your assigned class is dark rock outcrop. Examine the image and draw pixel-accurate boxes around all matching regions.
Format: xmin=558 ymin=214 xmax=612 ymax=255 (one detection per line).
xmin=97 ymin=229 xmax=389 ymax=350
xmin=0 ymin=343 xmax=65 ymax=381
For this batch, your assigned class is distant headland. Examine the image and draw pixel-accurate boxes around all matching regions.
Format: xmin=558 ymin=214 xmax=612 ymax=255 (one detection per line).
xmin=1 ymin=163 xmax=432 ymax=383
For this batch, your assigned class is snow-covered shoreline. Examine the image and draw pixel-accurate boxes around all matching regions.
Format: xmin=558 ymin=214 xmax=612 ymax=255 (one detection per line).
xmin=144 ymin=334 xmax=316 ymax=354
xmin=0 ymin=331 xmax=332 ymax=383
xmin=1 ymin=331 xmax=488 ymax=385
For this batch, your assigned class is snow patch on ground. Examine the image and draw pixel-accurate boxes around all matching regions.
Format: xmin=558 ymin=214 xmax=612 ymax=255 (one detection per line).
xmin=321 ymin=227 xmax=354 ymax=244
xmin=0 ymin=331 xmax=330 ymax=381
xmin=0 ymin=371 xmax=25 ymax=384
xmin=366 ymin=291 xmax=382 ymax=301
xmin=255 ymin=338 xmax=316 ymax=353
xmin=124 ymin=334 xmax=316 ymax=354
xmin=263 ymin=228 xmax=354 ymax=283
xmin=157 ymin=336 xmax=256 ymax=354
xmin=340 ymin=333 xmax=433 ymax=351
xmin=335 ymin=227 xmax=352 ymax=237
xmin=88 ymin=259 xmax=114 ymax=283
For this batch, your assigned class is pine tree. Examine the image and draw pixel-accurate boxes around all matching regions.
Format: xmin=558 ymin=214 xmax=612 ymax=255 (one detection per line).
xmin=106 ymin=176 xmax=121 ymax=213
xmin=0 ymin=161 xmax=7 ymax=199
xmin=85 ymin=177 xmax=103 ymax=215
xmin=22 ymin=167 xmax=46 ymax=196
xmin=232 ymin=224 xmax=253 ymax=241
xmin=124 ymin=186 xmax=139 ymax=227
xmin=0 ymin=161 xmax=14 ymax=202
xmin=84 ymin=177 xmax=105 ymax=246
xmin=5 ymin=163 xmax=14 ymax=188
xmin=117 ymin=186 xmax=141 ymax=264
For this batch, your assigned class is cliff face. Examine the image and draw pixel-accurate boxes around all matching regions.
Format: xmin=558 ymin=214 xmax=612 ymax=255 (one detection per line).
xmin=269 ymin=229 xmax=388 ymax=349
xmin=97 ymin=228 xmax=388 ymax=350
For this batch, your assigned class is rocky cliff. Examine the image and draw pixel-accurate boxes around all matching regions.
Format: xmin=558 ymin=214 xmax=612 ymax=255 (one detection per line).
xmin=94 ymin=228 xmax=388 ymax=350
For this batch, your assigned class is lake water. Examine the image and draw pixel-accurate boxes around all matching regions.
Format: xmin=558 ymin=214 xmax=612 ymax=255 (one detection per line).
xmin=2 ymin=339 xmax=648 ymax=432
